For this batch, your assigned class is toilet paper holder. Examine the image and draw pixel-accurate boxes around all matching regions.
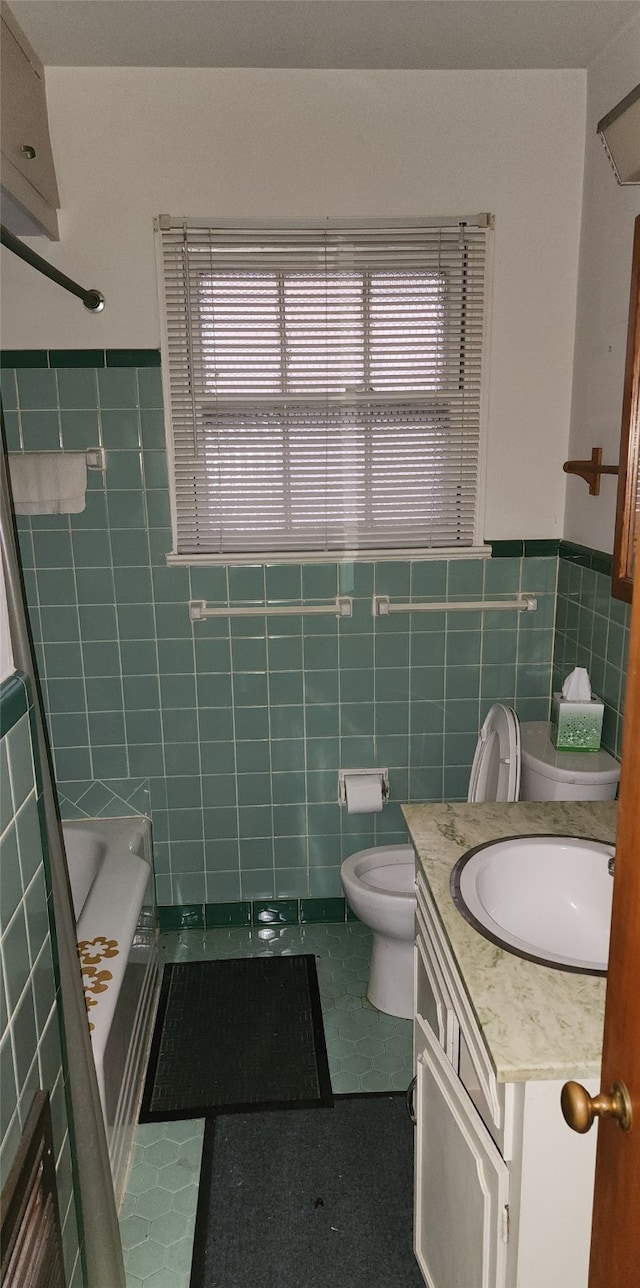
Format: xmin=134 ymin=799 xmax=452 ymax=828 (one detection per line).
xmin=338 ymin=768 xmax=389 ymax=807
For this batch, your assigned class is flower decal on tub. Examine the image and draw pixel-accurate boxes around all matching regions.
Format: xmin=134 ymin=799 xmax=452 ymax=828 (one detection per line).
xmin=77 ymin=937 xmax=120 ymax=1032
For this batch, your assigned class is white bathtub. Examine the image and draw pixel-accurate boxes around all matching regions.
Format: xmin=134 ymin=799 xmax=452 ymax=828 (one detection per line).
xmin=63 ymin=816 xmax=160 ymax=1208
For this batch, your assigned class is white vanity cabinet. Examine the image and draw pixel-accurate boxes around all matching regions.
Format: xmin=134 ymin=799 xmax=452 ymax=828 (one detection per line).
xmin=413 ymin=861 xmax=599 ymax=1288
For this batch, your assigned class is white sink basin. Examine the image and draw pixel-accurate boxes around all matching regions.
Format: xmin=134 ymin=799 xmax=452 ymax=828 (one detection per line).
xmin=450 ymin=835 xmax=614 ymax=974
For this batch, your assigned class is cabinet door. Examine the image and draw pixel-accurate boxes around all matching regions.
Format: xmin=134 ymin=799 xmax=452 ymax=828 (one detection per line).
xmin=414 ymin=1015 xmax=509 ymax=1288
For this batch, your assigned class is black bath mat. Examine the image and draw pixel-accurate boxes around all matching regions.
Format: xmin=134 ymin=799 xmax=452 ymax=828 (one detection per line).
xmin=139 ymin=955 xmax=332 ymax=1122
xmin=190 ymin=1093 xmax=424 ymax=1288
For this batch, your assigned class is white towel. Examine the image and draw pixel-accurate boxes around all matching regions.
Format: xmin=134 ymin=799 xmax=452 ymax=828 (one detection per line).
xmin=8 ymin=452 xmax=87 ymax=515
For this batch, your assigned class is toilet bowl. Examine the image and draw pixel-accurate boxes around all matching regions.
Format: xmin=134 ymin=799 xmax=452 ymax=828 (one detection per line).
xmin=340 ymin=704 xmax=620 ymax=1020
xmin=340 ymin=845 xmax=417 ymax=1020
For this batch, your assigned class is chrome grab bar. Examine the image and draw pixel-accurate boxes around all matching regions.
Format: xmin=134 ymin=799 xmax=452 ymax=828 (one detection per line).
xmin=372 ymin=593 xmax=537 ymax=616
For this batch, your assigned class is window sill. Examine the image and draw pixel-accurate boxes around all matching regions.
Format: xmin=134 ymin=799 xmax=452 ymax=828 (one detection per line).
xmin=165 ymin=545 xmax=492 ymax=567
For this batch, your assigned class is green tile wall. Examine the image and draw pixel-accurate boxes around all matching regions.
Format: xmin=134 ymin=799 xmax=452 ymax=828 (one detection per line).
xmin=0 ymin=673 xmax=83 ymax=1288
xmin=553 ymin=548 xmax=630 ymax=759
xmin=3 ymin=353 xmax=558 ymax=907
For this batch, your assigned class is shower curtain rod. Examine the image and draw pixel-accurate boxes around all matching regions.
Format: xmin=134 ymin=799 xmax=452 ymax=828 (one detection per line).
xmin=0 ymin=224 xmax=105 ymax=312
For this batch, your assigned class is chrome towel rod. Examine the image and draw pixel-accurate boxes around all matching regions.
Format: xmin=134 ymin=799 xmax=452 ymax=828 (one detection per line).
xmin=189 ymin=596 xmax=353 ymax=621
xmin=0 ymin=224 xmax=105 ymax=312
xmin=372 ymin=593 xmax=537 ymax=616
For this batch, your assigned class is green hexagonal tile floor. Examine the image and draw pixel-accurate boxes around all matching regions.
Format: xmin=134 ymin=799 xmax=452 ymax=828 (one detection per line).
xmin=122 ymin=922 xmax=413 ymax=1286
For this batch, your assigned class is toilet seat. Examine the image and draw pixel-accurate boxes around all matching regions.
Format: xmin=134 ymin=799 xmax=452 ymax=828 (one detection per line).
xmin=358 ymin=858 xmax=415 ymax=895
xmin=468 ymin=703 xmax=520 ymax=802
xmin=341 ymin=845 xmax=415 ymax=899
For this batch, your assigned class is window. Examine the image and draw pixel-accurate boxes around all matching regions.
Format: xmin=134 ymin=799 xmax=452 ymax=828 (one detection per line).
xmin=157 ymin=217 xmax=492 ymax=560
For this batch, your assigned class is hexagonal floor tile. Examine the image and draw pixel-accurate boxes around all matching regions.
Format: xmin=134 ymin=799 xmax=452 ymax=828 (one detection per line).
xmin=119 ymin=1215 xmax=150 ymax=1252
xmin=354 ymin=1036 xmax=387 ymax=1057
xmin=140 ymin=1269 xmax=181 ymax=1288
xmin=334 ymin=993 xmax=363 ymax=1011
xmin=149 ymin=1209 xmax=190 ymax=1248
xmin=331 ymin=1071 xmax=363 ymax=1093
xmin=133 ymin=1187 xmax=174 ymax=1223
xmin=163 ymin=1121 xmax=204 ymax=1144
xmin=374 ymin=1051 xmax=409 ymax=1074
xmin=126 ymin=1164 xmax=160 ymax=1196
xmin=156 ymin=1161 xmax=195 ymax=1193
xmin=144 ymin=1139 xmax=181 ymax=1169
xmin=326 ymin=1036 xmax=356 ymax=1057
xmin=125 ymin=1239 xmax=166 ymax=1280
xmin=171 ymin=1182 xmax=201 ymax=1217
xmin=342 ymin=1053 xmax=373 ymax=1075
xmin=164 ymin=1238 xmax=194 ymax=1274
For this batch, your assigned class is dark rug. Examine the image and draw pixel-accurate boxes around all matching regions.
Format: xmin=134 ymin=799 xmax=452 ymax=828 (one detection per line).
xmin=190 ymin=1093 xmax=424 ymax=1288
xmin=139 ymin=955 xmax=332 ymax=1122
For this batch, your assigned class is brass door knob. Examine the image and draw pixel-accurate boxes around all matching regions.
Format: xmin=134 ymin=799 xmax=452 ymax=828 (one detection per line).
xmin=561 ymin=1080 xmax=632 ymax=1133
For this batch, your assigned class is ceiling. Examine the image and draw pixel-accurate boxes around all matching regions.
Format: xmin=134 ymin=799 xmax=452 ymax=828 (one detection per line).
xmin=8 ymin=0 xmax=640 ymax=71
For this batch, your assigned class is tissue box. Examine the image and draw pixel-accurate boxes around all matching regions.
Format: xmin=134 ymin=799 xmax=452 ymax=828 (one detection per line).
xmin=552 ymin=692 xmax=604 ymax=751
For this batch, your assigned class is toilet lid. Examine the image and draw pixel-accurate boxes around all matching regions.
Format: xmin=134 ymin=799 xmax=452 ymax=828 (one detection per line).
xmin=468 ymin=704 xmax=520 ymax=802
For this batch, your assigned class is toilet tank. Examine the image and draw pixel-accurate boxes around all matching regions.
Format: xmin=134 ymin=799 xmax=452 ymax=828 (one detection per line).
xmin=519 ymin=721 xmax=620 ymax=802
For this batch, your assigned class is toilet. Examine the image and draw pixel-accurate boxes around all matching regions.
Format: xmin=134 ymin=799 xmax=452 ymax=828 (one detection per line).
xmin=340 ymin=703 xmax=620 ymax=1019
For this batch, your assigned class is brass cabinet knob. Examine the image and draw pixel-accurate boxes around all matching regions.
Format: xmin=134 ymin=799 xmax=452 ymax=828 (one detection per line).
xmin=561 ymin=1079 xmax=633 ymax=1134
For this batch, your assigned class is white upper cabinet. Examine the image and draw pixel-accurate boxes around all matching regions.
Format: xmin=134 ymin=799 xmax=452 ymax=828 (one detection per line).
xmin=1 ymin=3 xmax=60 ymax=238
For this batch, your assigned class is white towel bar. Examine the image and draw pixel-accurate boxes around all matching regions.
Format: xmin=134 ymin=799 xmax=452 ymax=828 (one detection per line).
xmin=189 ymin=596 xmax=353 ymax=621
xmin=372 ymin=593 xmax=537 ymax=616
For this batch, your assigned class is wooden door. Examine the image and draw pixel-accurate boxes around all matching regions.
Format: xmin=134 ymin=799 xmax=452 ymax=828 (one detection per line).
xmin=588 ymin=585 xmax=640 ymax=1285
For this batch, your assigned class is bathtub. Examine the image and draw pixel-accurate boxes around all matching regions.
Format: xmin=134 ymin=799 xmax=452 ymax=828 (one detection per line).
xmin=63 ymin=816 xmax=160 ymax=1208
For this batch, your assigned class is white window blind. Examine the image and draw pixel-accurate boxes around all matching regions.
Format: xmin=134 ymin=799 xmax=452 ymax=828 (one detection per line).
xmin=158 ymin=218 xmax=491 ymax=558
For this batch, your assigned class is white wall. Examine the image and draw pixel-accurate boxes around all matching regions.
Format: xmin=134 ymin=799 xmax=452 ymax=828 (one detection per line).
xmin=564 ymin=16 xmax=640 ymax=553
xmin=0 ymin=68 xmax=587 ymax=539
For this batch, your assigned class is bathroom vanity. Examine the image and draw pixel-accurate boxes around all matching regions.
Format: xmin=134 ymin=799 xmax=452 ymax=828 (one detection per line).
xmin=403 ymin=800 xmax=616 ymax=1288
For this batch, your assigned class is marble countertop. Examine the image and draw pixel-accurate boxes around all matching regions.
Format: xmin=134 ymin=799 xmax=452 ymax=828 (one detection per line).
xmin=402 ymin=800 xmax=617 ymax=1083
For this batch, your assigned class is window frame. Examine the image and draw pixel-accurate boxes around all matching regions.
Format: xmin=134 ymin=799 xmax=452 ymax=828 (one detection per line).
xmin=156 ymin=216 xmax=493 ymax=567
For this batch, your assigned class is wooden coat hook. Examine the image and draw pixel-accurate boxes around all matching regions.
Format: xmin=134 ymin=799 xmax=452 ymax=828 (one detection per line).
xmin=563 ymin=446 xmax=619 ymax=496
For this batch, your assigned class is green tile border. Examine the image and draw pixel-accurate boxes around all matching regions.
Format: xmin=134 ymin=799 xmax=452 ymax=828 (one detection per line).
xmin=558 ymin=541 xmax=613 ymax=576
xmin=105 ymin=350 xmax=161 ymax=368
xmin=205 ymin=901 xmax=251 ymax=928
xmin=48 ymin=350 xmax=106 ymax=368
xmin=524 ymin=539 xmax=561 ymax=557
xmin=488 ymin=538 xmax=611 ymax=573
xmin=559 ymin=540 xmax=593 ymax=567
xmin=0 ymin=671 xmax=30 ymax=736
xmin=253 ymin=899 xmax=299 ymax=926
xmin=0 ymin=351 xmax=49 ymax=368
xmin=1 ymin=349 xmax=161 ymax=370
xmin=158 ymin=903 xmax=205 ymax=932
xmin=488 ymin=539 xmax=561 ymax=558
xmin=591 ymin=551 xmax=613 ymax=576
xmin=300 ymin=897 xmax=347 ymax=923
xmin=487 ymin=540 xmax=525 ymax=557
xmin=159 ymin=897 xmax=353 ymax=930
